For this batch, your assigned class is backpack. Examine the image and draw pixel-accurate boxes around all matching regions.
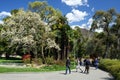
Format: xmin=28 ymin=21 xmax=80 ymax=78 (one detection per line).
xmin=85 ymin=60 xmax=90 ymax=65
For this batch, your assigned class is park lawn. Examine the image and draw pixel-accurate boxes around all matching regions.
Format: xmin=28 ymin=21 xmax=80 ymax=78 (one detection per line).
xmin=0 ymin=60 xmax=22 ymax=63
xmin=0 ymin=57 xmax=23 ymax=63
xmin=0 ymin=57 xmax=75 ymax=73
xmin=0 ymin=59 xmax=75 ymax=73
xmin=0 ymin=64 xmax=75 ymax=73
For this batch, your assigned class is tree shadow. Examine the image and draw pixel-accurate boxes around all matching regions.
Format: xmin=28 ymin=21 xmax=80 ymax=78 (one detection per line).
xmin=101 ymin=77 xmax=114 ymax=80
xmin=59 ymin=72 xmax=66 ymax=75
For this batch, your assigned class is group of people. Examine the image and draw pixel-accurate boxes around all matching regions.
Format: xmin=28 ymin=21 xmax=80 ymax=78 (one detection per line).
xmin=65 ymin=57 xmax=99 ymax=74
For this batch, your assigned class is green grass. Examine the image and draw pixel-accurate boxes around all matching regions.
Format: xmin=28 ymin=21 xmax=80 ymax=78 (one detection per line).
xmin=0 ymin=58 xmax=75 ymax=73
xmin=0 ymin=67 xmax=44 ymax=73
xmin=0 ymin=64 xmax=75 ymax=73
xmin=0 ymin=60 xmax=23 ymax=63
xmin=0 ymin=57 xmax=22 ymax=63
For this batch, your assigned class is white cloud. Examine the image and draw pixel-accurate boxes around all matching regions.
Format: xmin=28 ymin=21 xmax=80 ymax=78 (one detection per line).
xmin=62 ymin=0 xmax=89 ymax=7
xmin=71 ymin=18 xmax=103 ymax=33
xmin=71 ymin=25 xmax=85 ymax=29
xmin=70 ymin=18 xmax=92 ymax=30
xmin=82 ymin=18 xmax=103 ymax=33
xmin=0 ymin=20 xmax=4 ymax=24
xmin=72 ymin=18 xmax=93 ymax=29
xmin=87 ymin=18 xmax=93 ymax=29
xmin=87 ymin=18 xmax=103 ymax=33
xmin=0 ymin=11 xmax=11 ymax=24
xmin=81 ymin=24 xmax=87 ymax=28
xmin=91 ymin=7 xmax=95 ymax=12
xmin=66 ymin=9 xmax=88 ymax=23
xmin=0 ymin=11 xmax=11 ymax=19
xmin=95 ymin=28 xmax=103 ymax=33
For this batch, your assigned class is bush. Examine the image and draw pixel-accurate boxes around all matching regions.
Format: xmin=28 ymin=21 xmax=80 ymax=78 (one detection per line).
xmin=22 ymin=54 xmax=31 ymax=64
xmin=116 ymin=73 xmax=120 ymax=80
xmin=23 ymin=58 xmax=30 ymax=64
xmin=99 ymin=59 xmax=120 ymax=80
xmin=54 ymin=60 xmax=65 ymax=66
xmin=46 ymin=56 xmax=54 ymax=65
xmin=32 ymin=58 xmax=43 ymax=65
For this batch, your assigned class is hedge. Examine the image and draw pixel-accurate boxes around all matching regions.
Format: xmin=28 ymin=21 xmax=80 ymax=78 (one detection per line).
xmin=99 ymin=59 xmax=120 ymax=80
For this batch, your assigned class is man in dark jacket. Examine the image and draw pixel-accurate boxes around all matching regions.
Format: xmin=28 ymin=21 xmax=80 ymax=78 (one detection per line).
xmin=65 ymin=57 xmax=71 ymax=74
xmin=84 ymin=58 xmax=90 ymax=74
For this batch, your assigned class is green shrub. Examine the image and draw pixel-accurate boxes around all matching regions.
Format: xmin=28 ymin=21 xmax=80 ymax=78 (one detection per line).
xmin=32 ymin=58 xmax=43 ymax=65
xmin=54 ymin=60 xmax=65 ymax=66
xmin=46 ymin=56 xmax=54 ymax=65
xmin=23 ymin=58 xmax=30 ymax=64
xmin=22 ymin=54 xmax=31 ymax=64
xmin=99 ymin=59 xmax=120 ymax=80
xmin=108 ymin=65 xmax=120 ymax=73
xmin=116 ymin=73 xmax=120 ymax=80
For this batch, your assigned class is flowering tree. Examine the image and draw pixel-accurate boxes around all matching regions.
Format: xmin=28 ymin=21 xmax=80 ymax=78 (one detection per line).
xmin=1 ymin=9 xmax=60 ymax=61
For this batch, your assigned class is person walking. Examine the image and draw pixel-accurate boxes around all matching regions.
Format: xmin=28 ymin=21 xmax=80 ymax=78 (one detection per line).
xmin=84 ymin=58 xmax=90 ymax=74
xmin=65 ymin=57 xmax=71 ymax=74
xmin=76 ymin=58 xmax=83 ymax=73
xmin=94 ymin=58 xmax=99 ymax=69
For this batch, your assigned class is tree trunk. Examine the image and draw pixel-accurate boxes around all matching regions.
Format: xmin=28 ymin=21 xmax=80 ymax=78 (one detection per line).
xmin=64 ymin=46 xmax=66 ymax=59
xmin=117 ymin=28 xmax=120 ymax=59
xmin=57 ymin=50 xmax=60 ymax=61
xmin=103 ymin=42 xmax=109 ymax=58
xmin=41 ymin=45 xmax=45 ymax=64
xmin=5 ymin=53 xmax=9 ymax=59
xmin=117 ymin=38 xmax=120 ymax=59
xmin=66 ymin=46 xmax=69 ymax=59
xmin=103 ymin=28 xmax=110 ymax=58
xmin=60 ymin=36 xmax=65 ymax=60
xmin=34 ymin=47 xmax=38 ymax=59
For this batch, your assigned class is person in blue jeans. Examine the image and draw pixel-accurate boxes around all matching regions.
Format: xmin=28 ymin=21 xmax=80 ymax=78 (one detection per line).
xmin=94 ymin=58 xmax=99 ymax=69
xmin=65 ymin=57 xmax=71 ymax=74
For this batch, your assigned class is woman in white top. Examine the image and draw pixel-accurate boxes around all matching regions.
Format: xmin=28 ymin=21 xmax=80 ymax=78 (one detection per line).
xmin=76 ymin=58 xmax=83 ymax=72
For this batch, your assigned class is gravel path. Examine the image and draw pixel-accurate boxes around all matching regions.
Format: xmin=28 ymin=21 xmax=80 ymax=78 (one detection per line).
xmin=0 ymin=66 xmax=114 ymax=80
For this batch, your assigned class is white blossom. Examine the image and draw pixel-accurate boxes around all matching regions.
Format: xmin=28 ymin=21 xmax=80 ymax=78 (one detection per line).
xmin=1 ymin=9 xmax=59 ymax=52
xmin=46 ymin=38 xmax=60 ymax=50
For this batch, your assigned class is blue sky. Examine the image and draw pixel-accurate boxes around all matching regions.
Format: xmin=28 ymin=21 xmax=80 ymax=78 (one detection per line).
xmin=0 ymin=0 xmax=120 ymax=31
